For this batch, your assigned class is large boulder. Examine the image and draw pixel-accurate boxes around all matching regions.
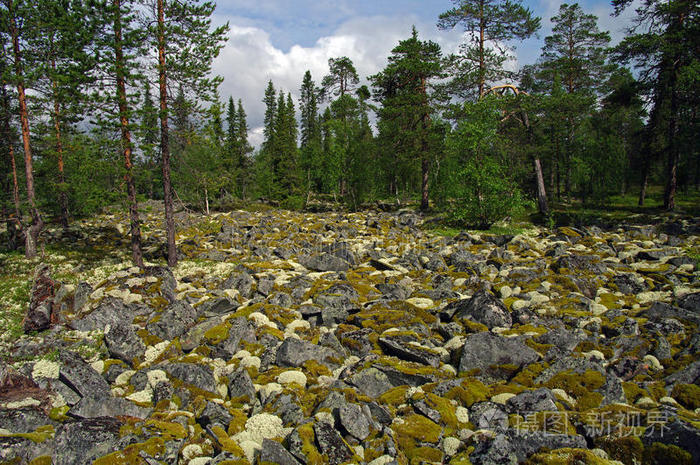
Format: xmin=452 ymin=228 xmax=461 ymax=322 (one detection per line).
xmin=443 ymin=289 xmax=512 ymax=329
xmin=457 ymin=332 xmax=539 ymax=382
xmin=276 ymin=338 xmax=340 ymax=368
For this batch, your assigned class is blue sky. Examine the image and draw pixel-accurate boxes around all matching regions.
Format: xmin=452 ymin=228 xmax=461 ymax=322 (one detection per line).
xmin=210 ymin=0 xmax=637 ymax=146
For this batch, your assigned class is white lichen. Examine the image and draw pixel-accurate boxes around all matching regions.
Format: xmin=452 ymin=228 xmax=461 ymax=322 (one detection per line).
xmin=32 ymin=359 xmax=60 ymax=379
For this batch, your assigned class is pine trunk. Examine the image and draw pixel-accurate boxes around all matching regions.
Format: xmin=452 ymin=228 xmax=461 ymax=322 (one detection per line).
xmin=9 ymin=1 xmax=42 ymax=258
xmin=158 ymin=0 xmax=177 ymax=267
xmin=113 ymin=0 xmax=144 ymax=268
xmin=534 ymin=158 xmax=548 ymax=215
xmin=663 ymin=77 xmax=678 ymax=211
xmin=421 ymin=157 xmax=429 ymax=211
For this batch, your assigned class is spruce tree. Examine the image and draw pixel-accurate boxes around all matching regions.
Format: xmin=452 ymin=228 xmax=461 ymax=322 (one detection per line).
xmin=299 ymin=70 xmax=322 ymax=199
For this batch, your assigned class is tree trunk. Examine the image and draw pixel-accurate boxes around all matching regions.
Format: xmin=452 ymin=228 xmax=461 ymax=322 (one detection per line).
xmin=113 ymin=0 xmax=144 ymax=268
xmin=421 ymin=156 xmax=429 ymax=211
xmin=9 ymin=0 xmax=42 ymax=258
xmin=663 ymin=76 xmax=678 ymax=211
xmin=48 ymin=35 xmax=69 ymax=228
xmin=158 ymin=0 xmax=177 ymax=267
xmin=204 ymin=187 xmax=209 ymax=215
xmin=478 ymin=2 xmax=485 ymax=98
xmin=534 ymin=158 xmax=548 ymax=215
xmin=638 ymin=160 xmax=649 ymax=207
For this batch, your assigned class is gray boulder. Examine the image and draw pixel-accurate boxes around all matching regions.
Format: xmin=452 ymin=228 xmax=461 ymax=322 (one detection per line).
xmin=276 ymin=338 xmax=340 ymax=368
xmin=300 ymin=253 xmax=350 ymax=272
xmin=260 ymin=438 xmax=302 ymax=465
xmin=59 ymin=350 xmax=110 ymax=398
xmin=53 ymin=417 xmax=123 ymax=465
xmin=147 ymin=300 xmax=196 ymax=340
xmin=104 ymin=321 xmax=146 ymax=366
xmin=313 ymin=421 xmax=354 ymax=465
xmin=161 ymin=363 xmax=218 ymax=394
xmin=444 ymin=289 xmax=512 ymax=329
xmin=68 ymin=395 xmax=152 ymax=419
xmin=457 ymin=332 xmax=539 ymax=382
xmin=71 ymin=297 xmax=131 ymax=332
xmin=338 ymin=403 xmax=371 ymax=441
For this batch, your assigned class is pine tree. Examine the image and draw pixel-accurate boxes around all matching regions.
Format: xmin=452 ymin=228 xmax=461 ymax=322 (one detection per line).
xmin=321 ymin=57 xmax=359 ymax=99
xmin=139 ymin=80 xmax=160 ymax=198
xmin=613 ymin=0 xmax=698 ymax=210
xmin=438 ymin=0 xmax=540 ymax=99
xmin=151 ymin=0 xmax=228 ymax=266
xmin=1 ymin=0 xmax=44 ymax=258
xmin=371 ymin=27 xmax=443 ymax=211
xmin=234 ymin=98 xmax=252 ymax=198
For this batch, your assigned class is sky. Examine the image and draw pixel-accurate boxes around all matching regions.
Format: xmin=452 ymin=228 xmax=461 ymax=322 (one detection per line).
xmin=209 ymin=0 xmax=638 ymax=147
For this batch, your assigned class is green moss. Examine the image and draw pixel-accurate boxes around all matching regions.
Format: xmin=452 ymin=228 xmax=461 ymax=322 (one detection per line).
xmin=511 ymin=362 xmax=546 ymax=387
xmin=544 ymin=370 xmax=605 ymax=411
xmin=524 ymin=447 xmax=615 ymax=465
xmin=643 ymin=442 xmax=692 ymax=465
xmin=144 ymin=419 xmax=188 ymax=440
xmin=227 ymin=410 xmax=248 ymax=436
xmin=0 ymin=425 xmax=55 ymax=444
xmin=594 ymin=436 xmax=643 ymax=465
xmin=393 ymin=414 xmax=444 ymax=464
xmin=296 ymin=422 xmax=324 ymax=465
xmin=203 ymin=323 xmax=230 ymax=345
xmin=92 ymin=437 xmax=165 ymax=465
xmin=444 ymin=379 xmax=490 ymax=407
xmin=49 ymin=405 xmax=70 ymax=422
xmin=379 ymin=386 xmax=410 ymax=406
xmin=622 ymin=382 xmax=647 ymax=404
xmin=28 ymin=457 xmax=52 ymax=465
xmin=671 ymin=383 xmax=700 ymax=410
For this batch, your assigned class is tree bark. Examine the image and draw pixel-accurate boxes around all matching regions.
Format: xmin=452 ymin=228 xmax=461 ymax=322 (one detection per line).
xmin=638 ymin=159 xmax=649 ymax=207
xmin=663 ymin=76 xmax=678 ymax=211
xmin=50 ymin=46 xmax=69 ymax=228
xmin=421 ymin=156 xmax=429 ymax=211
xmin=478 ymin=1 xmax=485 ymax=98
xmin=8 ymin=0 xmax=42 ymax=258
xmin=158 ymin=0 xmax=177 ymax=266
xmin=113 ymin=0 xmax=144 ymax=268
xmin=534 ymin=158 xmax=548 ymax=215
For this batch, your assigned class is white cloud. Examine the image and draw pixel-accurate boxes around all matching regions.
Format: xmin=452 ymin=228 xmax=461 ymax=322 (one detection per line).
xmin=212 ymin=15 xmax=463 ymax=148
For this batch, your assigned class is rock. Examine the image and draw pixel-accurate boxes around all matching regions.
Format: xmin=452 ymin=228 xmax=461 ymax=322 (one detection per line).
xmin=228 ymin=368 xmax=256 ymax=401
xmin=338 ymin=328 xmax=374 ymax=356
xmin=200 ymin=297 xmax=239 ymax=317
xmin=145 ymin=265 xmax=177 ymax=303
xmin=642 ymin=419 xmax=700 ymax=465
xmin=505 ymin=388 xmax=557 ymax=414
xmin=276 ymin=338 xmax=340 ymax=368
xmin=180 ymin=317 xmax=222 ymax=352
xmin=378 ymin=336 xmax=440 ymax=367
xmin=348 ymin=368 xmax=394 ymax=398
xmin=104 ymin=321 xmax=146 ymax=366
xmin=223 ymin=271 xmax=255 ymax=299
xmin=161 ymin=363 xmax=218 ymax=394
xmin=68 ymin=394 xmax=152 ymax=419
xmin=59 ymin=350 xmax=110 ymax=398
xmin=197 ymin=401 xmax=233 ymax=429
xmin=212 ymin=317 xmax=256 ymax=359
xmin=260 ymin=438 xmax=302 ymax=465
xmin=506 ymin=430 xmax=587 ymax=462
xmin=73 ymin=281 xmax=92 ymax=313
xmin=457 ymin=332 xmax=539 ymax=382
xmin=444 ymin=289 xmax=512 ymax=329
xmin=71 ymin=297 xmax=131 ymax=332
xmin=300 ymin=253 xmax=350 ymax=272
xmin=0 ymin=408 xmax=56 ymax=433
xmin=23 ymin=264 xmax=56 ymax=333
xmin=53 ymin=417 xmax=123 ymax=465
xmin=314 ymin=421 xmax=354 ymax=465
xmin=469 ymin=433 xmax=518 ymax=465
xmin=551 ymin=254 xmax=607 ymax=274
xmin=645 ymin=301 xmax=700 ymax=325
xmin=147 ymin=300 xmax=197 ymax=340
xmin=678 ymin=292 xmax=700 ymax=313
xmin=338 ymin=403 xmax=371 ymax=440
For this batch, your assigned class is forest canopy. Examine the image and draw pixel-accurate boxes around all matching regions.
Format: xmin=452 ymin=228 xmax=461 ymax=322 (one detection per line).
xmin=1 ymin=0 xmax=698 ymax=265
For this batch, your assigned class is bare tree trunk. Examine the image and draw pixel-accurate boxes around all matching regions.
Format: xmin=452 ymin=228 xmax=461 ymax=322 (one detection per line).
xmin=113 ymin=0 xmax=144 ymax=268
xmin=158 ymin=0 xmax=177 ymax=267
xmin=421 ymin=156 xmax=429 ymax=211
xmin=638 ymin=160 xmax=649 ymax=207
xmin=534 ymin=158 xmax=548 ymax=215
xmin=204 ymin=187 xmax=209 ymax=215
xmin=8 ymin=0 xmax=42 ymax=258
xmin=48 ymin=35 xmax=69 ymax=228
xmin=663 ymin=77 xmax=678 ymax=211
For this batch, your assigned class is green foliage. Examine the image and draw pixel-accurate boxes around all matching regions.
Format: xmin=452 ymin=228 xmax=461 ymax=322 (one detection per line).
xmin=439 ymin=100 xmax=529 ymax=228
